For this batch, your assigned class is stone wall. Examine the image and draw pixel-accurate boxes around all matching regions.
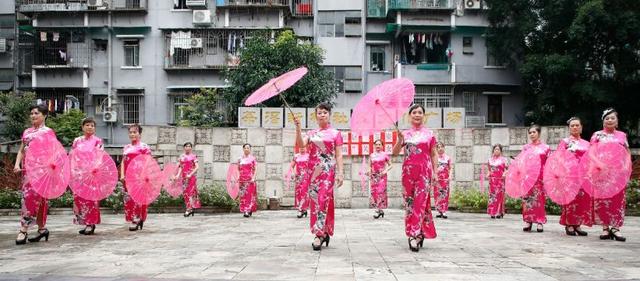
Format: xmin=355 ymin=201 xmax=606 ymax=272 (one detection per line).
xmin=130 ymin=126 xmax=568 ymax=209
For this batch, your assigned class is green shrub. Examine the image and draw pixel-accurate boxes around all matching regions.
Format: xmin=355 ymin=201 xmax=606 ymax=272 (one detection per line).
xmin=626 ymin=179 xmax=640 ymax=210
xmin=0 ymin=188 xmax=21 ymax=209
xmin=451 ymin=187 xmax=562 ymax=215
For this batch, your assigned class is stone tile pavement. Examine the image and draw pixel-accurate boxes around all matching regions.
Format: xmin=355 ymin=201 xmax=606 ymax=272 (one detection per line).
xmin=0 ymin=210 xmax=638 ymax=281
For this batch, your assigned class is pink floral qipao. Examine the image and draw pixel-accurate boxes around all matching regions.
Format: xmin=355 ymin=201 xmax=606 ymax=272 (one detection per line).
xmin=557 ymin=137 xmax=592 ymax=227
xmin=434 ymin=153 xmax=451 ymax=213
xmin=179 ymin=153 xmax=201 ymax=210
xmin=486 ymin=156 xmax=508 ymax=217
xmin=521 ymin=142 xmax=550 ymax=224
xmin=590 ymin=130 xmax=628 ymax=228
xmin=293 ymin=153 xmax=311 ymax=212
xmin=369 ymin=152 xmax=390 ymax=210
xmin=306 ymin=126 xmax=343 ymax=237
xmin=20 ymin=126 xmax=56 ymax=228
xmin=238 ymin=155 xmax=257 ymax=213
xmin=401 ymin=126 xmax=437 ymax=239
xmin=122 ymin=142 xmax=151 ymax=223
xmin=72 ymin=135 xmax=104 ymax=226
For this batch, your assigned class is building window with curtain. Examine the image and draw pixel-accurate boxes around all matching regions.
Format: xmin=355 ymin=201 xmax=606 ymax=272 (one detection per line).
xmin=124 ymin=40 xmax=140 ymax=67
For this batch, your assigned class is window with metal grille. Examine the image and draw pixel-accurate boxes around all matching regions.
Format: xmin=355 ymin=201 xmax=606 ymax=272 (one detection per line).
xmin=124 ymin=40 xmax=139 ymax=67
xmin=415 ymin=86 xmax=452 ymax=108
xmin=168 ymin=94 xmax=189 ymax=125
xmin=370 ymin=46 xmax=385 ymax=71
xmin=119 ymin=94 xmax=142 ymax=124
xmin=462 ymin=92 xmax=476 ymax=113
xmin=34 ymin=89 xmax=85 ymax=115
xmin=174 ymin=0 xmax=188 ymax=9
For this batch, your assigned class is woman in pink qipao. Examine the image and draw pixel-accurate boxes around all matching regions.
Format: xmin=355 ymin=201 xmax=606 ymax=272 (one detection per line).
xmin=368 ymin=140 xmax=391 ymax=219
xmin=120 ymin=124 xmax=151 ymax=231
xmin=434 ymin=142 xmax=452 ymax=219
xmin=392 ymin=104 xmax=439 ymax=252
xmin=591 ymin=108 xmax=628 ymax=242
xmin=288 ymin=145 xmax=311 ymax=218
xmin=557 ymin=117 xmax=591 ymax=236
xmin=177 ymin=142 xmax=200 ymax=217
xmin=486 ymin=144 xmax=508 ymax=219
xmin=71 ymin=117 xmax=104 ymax=235
xmin=521 ymin=124 xmax=550 ymax=233
xmin=238 ymin=143 xmax=257 ymax=218
xmin=294 ymin=102 xmax=344 ymax=251
xmin=14 ymin=104 xmax=56 ymax=245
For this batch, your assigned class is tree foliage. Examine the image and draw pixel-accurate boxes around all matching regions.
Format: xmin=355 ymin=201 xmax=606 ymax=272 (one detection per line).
xmin=178 ymin=88 xmax=227 ymax=127
xmin=0 ymin=92 xmax=35 ymax=142
xmin=47 ymin=109 xmax=86 ymax=146
xmin=486 ymin=0 xmax=640 ymax=144
xmin=224 ymin=30 xmax=337 ymax=125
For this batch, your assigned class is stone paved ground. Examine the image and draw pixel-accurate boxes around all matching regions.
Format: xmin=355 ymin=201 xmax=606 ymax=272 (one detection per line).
xmin=0 ymin=210 xmax=638 ymax=281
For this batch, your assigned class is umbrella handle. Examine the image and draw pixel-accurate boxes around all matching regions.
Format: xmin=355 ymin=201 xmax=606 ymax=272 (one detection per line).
xmin=379 ymin=105 xmax=400 ymax=131
xmin=279 ymin=94 xmax=296 ymax=120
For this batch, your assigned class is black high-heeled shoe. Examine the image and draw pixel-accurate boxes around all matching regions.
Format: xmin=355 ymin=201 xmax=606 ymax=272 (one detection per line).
xmin=15 ymin=231 xmax=27 ymax=245
xmin=490 ymin=216 xmax=496 ymax=219
xmin=575 ymin=227 xmax=588 ymax=236
xmin=80 ymin=225 xmax=96 ymax=235
xmin=184 ymin=210 xmax=195 ymax=217
xmin=28 ymin=229 xmax=49 ymax=242
xmin=523 ymin=223 xmax=532 ymax=232
xmin=417 ymin=235 xmax=424 ymax=248
xmin=536 ymin=224 xmax=544 ymax=233
xmin=373 ymin=210 xmax=384 ymax=219
xmin=137 ymin=220 xmax=144 ymax=230
xmin=441 ymin=213 xmax=448 ymax=219
xmin=129 ymin=223 xmax=139 ymax=231
xmin=312 ymin=236 xmax=323 ymax=251
xmin=599 ymin=228 xmax=612 ymax=240
xmin=565 ymin=226 xmax=576 ymax=236
xmin=243 ymin=212 xmax=250 ymax=218
xmin=297 ymin=210 xmax=307 ymax=218
xmin=610 ymin=228 xmax=626 ymax=242
xmin=408 ymin=237 xmax=419 ymax=252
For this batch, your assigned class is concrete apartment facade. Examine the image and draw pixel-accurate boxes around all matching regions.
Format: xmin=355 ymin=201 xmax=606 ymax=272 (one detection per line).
xmin=10 ymin=0 xmax=522 ymax=145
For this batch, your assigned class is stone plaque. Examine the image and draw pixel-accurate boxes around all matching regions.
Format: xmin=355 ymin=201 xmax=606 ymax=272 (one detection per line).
xmin=331 ymin=108 xmax=351 ymax=129
xmin=436 ymin=129 xmax=455 ymax=145
xmin=158 ymin=127 xmax=176 ymax=144
xmin=262 ymin=107 xmax=284 ymax=128
xmin=238 ymin=107 xmax=260 ymax=128
xmin=473 ymin=129 xmax=491 ymax=145
xmin=456 ymin=146 xmax=472 ymax=163
xmin=231 ymin=128 xmax=247 ymax=145
xmin=424 ymin=108 xmax=442 ymax=129
xmin=284 ymin=108 xmax=306 ymax=129
xmin=195 ymin=128 xmax=212 ymax=144
xmin=509 ymin=128 xmax=528 ymax=145
xmin=212 ymin=145 xmax=230 ymax=162
xmin=443 ymin=107 xmax=465 ymax=129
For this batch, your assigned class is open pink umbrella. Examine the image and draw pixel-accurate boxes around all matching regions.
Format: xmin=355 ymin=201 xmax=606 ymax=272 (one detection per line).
xmin=244 ymin=66 xmax=308 ymax=117
xmin=226 ymin=163 xmax=240 ymax=199
xmin=24 ymin=137 xmax=70 ymax=199
xmin=350 ymin=78 xmax=415 ymax=137
xmin=69 ymin=149 xmax=118 ymax=201
xmin=125 ymin=154 xmax=163 ymax=205
xmin=505 ymin=149 xmax=541 ymax=198
xmin=162 ymin=162 xmax=183 ymax=198
xmin=543 ymin=149 xmax=584 ymax=205
xmin=583 ymin=142 xmax=631 ymax=199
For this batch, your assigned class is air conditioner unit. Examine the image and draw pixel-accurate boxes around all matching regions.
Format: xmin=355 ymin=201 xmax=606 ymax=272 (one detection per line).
xmin=88 ymin=0 xmax=103 ymax=7
xmin=190 ymin=38 xmax=203 ymax=48
xmin=192 ymin=10 xmax=212 ymax=25
xmin=103 ymin=111 xmax=117 ymax=123
xmin=186 ymin=0 xmax=207 ymax=8
xmin=0 ymin=38 xmax=6 ymax=53
xmin=464 ymin=0 xmax=481 ymax=9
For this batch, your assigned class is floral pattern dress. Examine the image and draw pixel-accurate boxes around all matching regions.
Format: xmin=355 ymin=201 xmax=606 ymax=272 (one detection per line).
xmin=293 ymin=153 xmax=311 ymax=212
xmin=179 ymin=153 xmax=201 ymax=210
xmin=557 ymin=137 xmax=592 ymax=227
xmin=306 ymin=126 xmax=343 ymax=237
xmin=20 ymin=126 xmax=56 ymax=228
xmin=369 ymin=152 xmax=390 ymax=210
xmin=71 ymin=135 xmax=104 ymax=226
xmin=486 ymin=156 xmax=508 ymax=217
xmin=434 ymin=153 xmax=452 ymax=213
xmin=122 ymin=142 xmax=151 ymax=223
xmin=401 ymin=126 xmax=437 ymax=239
xmin=238 ymin=155 xmax=257 ymax=213
xmin=521 ymin=142 xmax=550 ymax=224
xmin=590 ymin=130 xmax=628 ymax=228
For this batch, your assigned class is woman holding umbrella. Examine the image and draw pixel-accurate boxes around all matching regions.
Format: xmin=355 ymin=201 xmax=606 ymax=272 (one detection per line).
xmin=368 ymin=139 xmax=391 ymax=219
xmin=557 ymin=117 xmax=591 ymax=236
xmin=288 ymin=145 xmax=310 ymax=218
xmin=177 ymin=142 xmax=200 ymax=217
xmin=237 ymin=143 xmax=257 ymax=217
xmin=120 ymin=124 xmax=152 ymax=231
xmin=71 ymin=117 xmax=104 ymax=235
xmin=392 ymin=104 xmax=438 ymax=252
xmin=591 ymin=108 xmax=628 ymax=242
xmin=294 ymin=102 xmax=344 ymax=251
xmin=486 ymin=144 xmax=508 ymax=219
xmin=434 ymin=142 xmax=452 ymax=219
xmin=521 ymin=124 xmax=550 ymax=233
xmin=13 ymin=104 xmax=56 ymax=245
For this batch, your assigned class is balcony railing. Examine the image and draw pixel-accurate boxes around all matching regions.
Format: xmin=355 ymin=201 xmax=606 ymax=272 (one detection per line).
xmin=388 ymin=0 xmax=453 ymax=10
xmin=33 ymin=42 xmax=91 ymax=69
xmin=16 ymin=0 xmax=147 ymax=13
xmin=290 ymin=0 xmax=312 ymax=17
xmin=216 ymin=0 xmax=289 ymax=8
xmin=367 ymin=0 xmax=386 ymax=18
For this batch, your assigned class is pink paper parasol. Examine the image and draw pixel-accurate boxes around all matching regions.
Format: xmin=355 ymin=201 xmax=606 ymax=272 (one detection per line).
xmin=226 ymin=164 xmax=240 ymax=199
xmin=162 ymin=162 xmax=183 ymax=198
xmin=125 ymin=154 xmax=163 ymax=205
xmin=24 ymin=137 xmax=70 ymax=199
xmin=69 ymin=149 xmax=118 ymax=201
xmin=543 ymin=149 xmax=584 ymax=205
xmin=350 ymin=78 xmax=415 ymax=137
xmin=505 ymin=149 xmax=541 ymax=198
xmin=583 ymin=142 xmax=631 ymax=199
xmin=244 ymin=66 xmax=308 ymax=116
